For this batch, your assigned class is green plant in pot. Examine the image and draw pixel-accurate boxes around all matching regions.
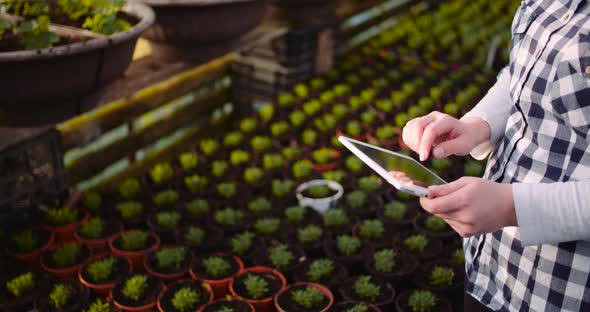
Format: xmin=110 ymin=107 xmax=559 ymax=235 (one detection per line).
xmin=314 ymin=114 xmax=337 ymax=133
xmin=183 ymin=226 xmax=206 ymax=247
xmin=153 ymin=189 xmax=179 ymax=208
xmin=200 ymin=139 xmax=219 ymax=157
xmin=242 ymin=274 xmax=269 ymax=300
xmin=211 ymin=160 xmax=228 ymax=178
xmin=84 ymin=298 xmax=113 ymax=312
xmin=201 ymin=256 xmax=232 ymax=280
xmin=263 ymin=153 xmax=285 ymax=170
xmin=323 ymin=170 xmax=345 ymax=184
xmin=289 ymin=110 xmax=307 ymax=127
xmin=373 ymin=249 xmax=396 ymax=273
xmin=277 ymin=92 xmax=295 ymax=107
xmin=305 ymin=185 xmax=332 ymax=199
xmin=284 ymin=206 xmax=308 ymax=226
xmin=214 ymin=208 xmax=244 ymax=230
xmin=247 ymin=197 xmax=272 ymax=216
xmin=251 ymin=136 xmax=273 ymax=153
xmin=229 ymin=231 xmax=255 ymax=257
xmin=154 ymin=211 xmax=181 ymax=230
xmin=48 ymin=283 xmax=73 ymax=309
xmin=258 ymin=104 xmax=275 ymax=123
xmin=77 ymin=217 xmax=108 ymax=240
xmin=179 ymin=152 xmax=198 ymax=172
xmin=268 ymin=244 xmax=295 ymax=270
xmin=270 ymin=121 xmax=289 ymax=138
xmin=150 ymin=162 xmax=174 ymax=185
xmin=254 ymin=218 xmax=280 ymax=236
xmin=403 ymin=234 xmax=429 ymax=253
xmin=346 ymin=190 xmax=368 ymax=211
xmin=243 ymin=167 xmax=264 ymax=185
xmin=119 ymin=178 xmax=141 ymax=200
xmin=184 ymin=199 xmax=209 ymax=220
xmin=217 ymin=182 xmax=237 ymax=199
xmin=272 ymin=179 xmax=293 ymax=198
xmin=184 ymin=174 xmax=208 ymax=193
xmin=346 ymin=120 xmax=363 ymax=138
xmin=345 ymin=156 xmax=364 ymax=173
xmin=336 ymin=235 xmax=362 ymax=256
xmin=170 ymin=287 xmax=201 ymax=312
xmin=292 ymin=160 xmax=312 ymax=180
xmin=119 ymin=230 xmax=150 ymax=251
xmin=332 ymin=103 xmax=349 ymax=120
xmin=323 ymin=209 xmax=351 ymax=230
xmin=358 ymin=219 xmax=385 ymax=242
xmin=297 ymin=225 xmax=323 ymax=246
xmin=375 ymin=125 xmax=396 ymax=142
xmin=83 ymin=192 xmax=103 ymax=215
xmin=44 ymin=206 xmax=79 ymax=227
xmin=423 ymin=215 xmax=449 ymax=232
xmin=358 ymin=175 xmax=382 ymax=193
xmin=51 ymin=243 xmax=83 ymax=268
xmin=352 ymin=276 xmax=381 ymax=302
xmin=383 ymin=201 xmax=408 ymax=222
xmin=306 ymin=259 xmax=335 ymax=283
xmin=303 ymin=100 xmax=322 ymax=116
xmin=290 ymin=286 xmax=327 ymax=310
xmin=153 ymin=247 xmax=187 ymax=273
xmin=294 ymin=83 xmax=309 ymax=99
xmin=230 ymin=150 xmax=250 ymax=166
xmin=10 ymin=229 xmax=44 ymax=254
xmin=395 ymin=112 xmax=410 ymax=128
xmin=85 ymin=256 xmax=118 ymax=284
xmin=312 ymin=148 xmax=339 ymax=166
xmin=429 ymin=266 xmax=455 ymax=287
xmin=223 ymin=132 xmax=244 ymax=148
xmin=408 ymin=290 xmax=438 ymax=312
xmin=302 ymin=129 xmax=318 ymax=146
xmin=240 ymin=117 xmax=258 ymax=133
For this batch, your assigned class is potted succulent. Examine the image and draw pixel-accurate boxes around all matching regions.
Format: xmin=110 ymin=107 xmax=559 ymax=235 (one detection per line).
xmin=290 ymin=110 xmax=308 ymax=128
xmin=358 ymin=175 xmax=383 ymax=194
xmin=229 ymin=266 xmax=287 ymax=312
xmin=213 ymin=207 xmax=245 ymax=234
xmin=111 ymin=274 xmax=163 ymax=312
xmin=243 ymin=167 xmax=265 ymax=187
xmin=353 ymin=219 xmax=391 ymax=245
xmin=177 ymin=152 xmax=199 ymax=174
xmin=258 ymin=104 xmax=275 ymax=124
xmin=254 ymin=218 xmax=282 ymax=238
xmin=377 ymin=200 xmax=418 ymax=229
xmin=302 ymin=129 xmax=318 ymax=146
xmin=345 ymin=156 xmax=365 ymax=176
xmin=190 ymin=254 xmax=244 ymax=299
xmin=414 ymin=214 xmax=456 ymax=239
xmin=240 ymin=117 xmax=259 ymax=134
xmin=292 ymin=160 xmax=313 ymax=180
xmin=156 ymin=279 xmax=213 ymax=312
xmin=413 ymin=262 xmax=462 ymax=294
xmin=332 ymin=301 xmax=382 ymax=312
xmin=294 ymin=258 xmax=348 ymax=291
xmin=109 ymin=230 xmax=161 ymax=272
xmin=5 ymin=228 xmax=55 ymax=269
xmin=79 ymin=254 xmax=132 ymax=297
xmin=83 ymin=297 xmax=118 ymax=312
xmin=211 ymin=160 xmax=229 ymax=179
xmin=398 ymin=234 xmax=443 ymax=261
xmin=322 ymin=209 xmax=354 ymax=236
xmin=35 ymin=280 xmax=89 ymax=311
xmin=176 ymin=225 xmax=223 ymax=254
xmin=184 ymin=174 xmax=209 ymax=194
xmin=247 ymin=197 xmax=273 ymax=217
xmin=263 ymin=153 xmax=285 ymax=171
xmin=200 ymin=298 xmax=255 ymax=312
xmin=255 ymin=243 xmax=305 ymax=281
xmin=217 ymin=182 xmax=238 ymax=200
xmin=251 ymin=136 xmax=273 ymax=154
xmin=199 ymin=139 xmax=219 ymax=157
xmin=144 ymin=246 xmax=192 ymax=283
xmin=284 ymin=205 xmax=322 ymax=228
xmin=295 ymin=225 xmax=326 ymax=257
xmin=83 ymin=192 xmax=105 ymax=216
xmin=227 ymin=231 xmax=261 ymax=265
xmin=274 ymin=282 xmax=334 ymax=312
xmin=223 ymin=132 xmax=244 ymax=149
xmin=374 ymin=125 xmax=397 ymax=148
xmin=338 ymin=276 xmax=395 ymax=310
xmin=323 ymin=234 xmax=365 ymax=274
xmin=310 ymin=148 xmax=341 ymax=172
xmin=181 ymin=198 xmax=210 ymax=223
xmin=74 ymin=217 xmax=122 ymax=253
xmin=394 ymin=289 xmax=452 ymax=312
xmin=118 ymin=178 xmax=143 ymax=200
xmin=115 ymin=201 xmax=145 ymax=229
xmin=345 ymin=190 xmax=381 ymax=219
xmin=0 ymin=271 xmax=49 ymax=311
xmin=41 ymin=243 xmax=90 ymax=279
xmin=364 ymin=246 xmax=418 ymax=287
xmin=41 ymin=206 xmax=88 ymax=242
xmin=230 ymin=150 xmax=250 ymax=167
xmin=148 ymin=162 xmax=175 ymax=191
xmin=152 ymin=189 xmax=180 ymax=210
xmin=272 ymin=179 xmax=295 ymax=199
xmin=148 ymin=211 xmax=182 ymax=243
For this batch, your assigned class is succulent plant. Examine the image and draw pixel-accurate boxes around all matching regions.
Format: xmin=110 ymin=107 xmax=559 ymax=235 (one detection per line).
xmin=185 ymin=199 xmax=209 ymax=218
xmin=312 ymin=148 xmax=338 ymax=165
xmin=150 ymin=162 xmax=174 ymax=185
xmin=258 ymin=104 xmax=275 ymax=123
xmin=464 ymin=159 xmax=484 ymax=176
xmin=332 ymin=103 xmax=349 ymax=119
xmin=302 ymin=129 xmax=318 ymax=146
xmin=297 ymin=225 xmax=323 ymax=245
xmin=358 ymin=219 xmax=385 ymax=240
xmin=217 ymin=182 xmax=237 ymax=199
xmin=240 ymin=117 xmax=258 ymax=133
xmin=424 ymin=215 xmax=448 ymax=232
xmin=46 ymin=207 xmax=79 ymax=226
xmin=374 ymin=248 xmax=396 ymax=273
xmin=6 ymin=272 xmax=35 ymax=297
xmin=408 ymin=290 xmax=438 ymax=312
xmin=121 ymin=275 xmax=148 ymax=301
xmin=79 ymin=217 xmax=106 ymax=239
xmin=292 ymin=160 xmax=312 ymax=179
xmin=155 ymin=211 xmax=181 ymax=229
xmin=345 ymin=120 xmax=363 ymax=137
xmin=243 ymin=274 xmax=269 ymax=300
xmin=314 ymin=114 xmax=337 ymax=132
xmin=307 ymin=259 xmax=334 ymax=282
xmin=336 ymin=235 xmax=362 ymax=256
xmin=430 ymin=266 xmax=454 ymax=287
xmin=344 ymin=304 xmax=370 ymax=312
xmin=183 ymin=226 xmax=205 ymax=246
xmin=376 ymin=125 xmax=396 ymax=140
xmin=353 ymin=276 xmax=380 ymax=302
xmin=120 ymin=230 xmax=149 ymax=251
xmin=268 ymin=244 xmax=294 ymax=270
xmin=230 ymin=150 xmax=250 ymax=166
xmin=270 ymin=121 xmax=289 ymax=137
xmin=289 ymin=110 xmax=307 ymax=127
xmin=83 ymin=192 xmax=103 ymax=213
xmin=153 ymin=189 xmax=179 ymax=208
xmin=254 ymin=218 xmax=280 ymax=235
xmin=292 ymin=286 xmax=325 ymax=309
xmin=171 ymin=287 xmax=200 ymax=312
xmin=271 ymin=179 xmax=293 ymax=198
xmin=243 ymin=167 xmax=264 ymax=184
xmin=52 ymin=243 xmax=82 ymax=268
xmin=404 ymin=234 xmax=429 ymax=253
xmin=323 ymin=209 xmax=350 ymax=228
xmin=359 ymin=175 xmax=382 ymax=192
xmin=119 ymin=178 xmax=141 ymax=199
xmin=211 ymin=160 xmax=228 ymax=177
xmin=294 ymin=83 xmax=309 ymax=98
xmin=284 ymin=206 xmax=307 ymax=225
xmin=303 ymin=100 xmax=322 ymax=116
xmin=452 ymin=248 xmax=465 ymax=265
xmin=12 ymin=230 xmax=40 ymax=253
xmin=277 ymin=92 xmax=296 ymax=107
xmin=84 ymin=298 xmax=111 ymax=312
xmin=214 ymin=208 xmax=244 ymax=228
xmin=199 ymin=139 xmax=219 ymax=156
xmin=223 ymin=132 xmax=244 ymax=147
xmin=202 ymin=256 xmax=231 ymax=279
xmin=251 ymin=136 xmax=273 ymax=152
xmin=311 ymin=77 xmax=327 ymax=90
xmin=86 ymin=257 xmax=117 ymax=282
xmin=184 ymin=174 xmax=208 ymax=193
xmin=263 ymin=153 xmax=285 ymax=170
xmin=306 ymin=185 xmax=332 ymax=199
xmin=49 ymin=283 xmax=71 ymax=309
xmin=247 ymin=197 xmax=272 ymax=215
xmin=345 ymin=156 xmax=363 ymax=172
xmin=230 ymin=231 xmax=255 ymax=256
xmin=179 ymin=152 xmax=198 ymax=171
xmin=155 ymin=247 xmax=187 ymax=270
xmin=346 ymin=190 xmax=367 ymax=209
xmin=383 ymin=201 xmax=408 ymax=221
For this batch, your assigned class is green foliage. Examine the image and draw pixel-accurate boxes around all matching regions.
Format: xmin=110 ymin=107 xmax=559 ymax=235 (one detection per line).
xmin=217 ymin=182 xmax=237 ymax=199
xmin=49 ymin=284 xmax=71 ymax=308
xmin=312 ymin=148 xmax=338 ymax=164
xmin=248 ymin=197 xmax=272 ymax=215
xmin=404 ymin=234 xmax=429 ymax=253
xmin=155 ymin=247 xmax=186 ymax=270
xmin=230 ymin=231 xmax=255 ymax=256
xmin=452 ymin=249 xmax=465 ymax=265
xmin=268 ymin=244 xmax=294 ymax=269
xmin=464 ymin=159 xmax=484 ymax=176
xmin=395 ymin=112 xmax=410 ymax=128
xmin=346 ymin=190 xmax=367 ymax=209
xmin=431 ymin=158 xmax=451 ymax=170
xmin=184 ymin=174 xmax=208 ymax=193
xmin=83 ymin=192 xmax=103 ymax=212
xmin=230 ymin=150 xmax=250 ymax=166
xmin=119 ymin=178 xmax=141 ymax=199
xmin=311 ymin=77 xmax=326 ymax=90
xmin=200 ymin=139 xmax=219 ymax=156
xmin=254 ymin=218 xmax=280 ymax=235
xmin=292 ymin=160 xmax=312 ymax=179
xmin=150 ymin=162 xmax=174 ymax=185
xmin=353 ymin=276 xmax=380 ymax=302
xmin=240 ymin=117 xmax=257 ymax=133
xmin=214 ymin=208 xmax=244 ymax=228
xmin=84 ymin=298 xmax=111 ymax=312
xmin=76 ymin=0 xmax=131 ymax=35
xmin=18 ymin=15 xmax=59 ymax=50
xmin=332 ymin=103 xmax=349 ymax=119
xmin=212 ymin=161 xmax=228 ymax=177
xmin=374 ymin=248 xmax=396 ymax=273
xmin=314 ymin=114 xmax=337 ymax=132
xmin=185 ymin=199 xmax=209 ymax=218
xmin=86 ymin=256 xmax=116 ymax=282
xmin=12 ymin=230 xmax=40 ymax=253
xmin=271 ymin=121 xmax=289 ymax=137
xmin=345 ymin=304 xmax=370 ymax=312
xmin=336 ymin=235 xmax=362 ymax=256
xmin=430 ymin=266 xmax=454 ymax=287
xmin=122 ymin=275 xmax=148 ymax=301
xmin=282 ymin=146 xmax=302 ymax=159
xmin=297 ymin=225 xmax=323 ymax=244
xmin=272 ymin=179 xmax=293 ymax=198
xmin=223 ymin=132 xmax=244 ymax=147
xmin=359 ymin=219 xmax=385 ymax=240
xmin=294 ymin=83 xmax=309 ymax=98
xmin=155 ymin=211 xmax=181 ymax=229
xmin=244 ymin=167 xmax=264 ymax=184
xmin=358 ymin=175 xmax=382 ymax=192
xmin=376 ymin=125 xmax=396 ymax=140
xmin=120 ymin=230 xmax=148 ymax=251
xmin=346 ymin=120 xmax=362 ymax=137
xmin=243 ymin=274 xmax=268 ymax=299
xmin=376 ymin=99 xmax=395 ymax=113
xmin=408 ymin=290 xmax=438 ymax=312
xmin=171 ymin=287 xmax=200 ymax=312
xmin=79 ymin=217 xmax=106 ymax=239
xmin=424 ymin=215 xmax=448 ymax=232
xmin=360 ymin=110 xmax=377 ymax=125
xmin=6 ymin=272 xmax=35 ymax=297
xmin=302 ymin=129 xmax=318 ymax=145
xmin=289 ymin=110 xmax=307 ymax=127
xmin=52 ymin=243 xmax=82 ymax=268
xmin=184 ymin=226 xmax=205 ymax=246
xmin=284 ymin=206 xmax=306 ymax=224
xmin=323 ymin=209 xmax=350 ymax=228
xmin=46 ymin=207 xmax=79 ymax=226
xmin=306 ymin=185 xmax=331 ymax=199
xmin=116 ymin=201 xmax=144 ymax=220
xmin=251 ymin=136 xmax=272 ymax=152
xmin=263 ymin=153 xmax=284 ymax=170
xmin=153 ymin=189 xmax=179 ymax=207
xmin=202 ymin=256 xmax=231 ymax=279
xmin=307 ymin=259 xmax=334 ymax=282
xmin=383 ymin=201 xmax=408 ymax=221
xmin=258 ymin=104 xmax=275 ymax=122
xmin=291 ymin=287 xmax=325 ymax=309
xmin=345 ymin=156 xmax=363 ymax=172
xmin=322 ymin=170 xmax=345 ymax=183
xmin=179 ymin=152 xmax=198 ymax=171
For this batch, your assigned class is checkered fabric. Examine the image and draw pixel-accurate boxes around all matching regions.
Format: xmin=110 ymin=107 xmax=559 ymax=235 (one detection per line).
xmin=464 ymin=0 xmax=590 ymax=311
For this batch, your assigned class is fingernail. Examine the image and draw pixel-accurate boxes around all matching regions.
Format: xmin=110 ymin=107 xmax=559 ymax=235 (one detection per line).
xmin=420 ymin=151 xmax=425 ymax=161
xmin=433 ymin=147 xmax=444 ymax=158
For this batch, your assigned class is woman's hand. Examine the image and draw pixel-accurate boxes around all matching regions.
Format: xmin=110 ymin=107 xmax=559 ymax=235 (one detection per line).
xmin=420 ymin=177 xmax=517 ymax=237
xmin=402 ymin=112 xmax=491 ymax=161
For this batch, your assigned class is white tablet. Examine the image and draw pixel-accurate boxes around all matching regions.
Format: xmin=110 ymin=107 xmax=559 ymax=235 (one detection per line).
xmin=338 ymin=136 xmax=447 ymax=197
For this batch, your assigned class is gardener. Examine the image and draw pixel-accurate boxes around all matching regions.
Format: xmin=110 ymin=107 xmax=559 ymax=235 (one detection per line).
xmin=402 ymin=0 xmax=590 ymax=311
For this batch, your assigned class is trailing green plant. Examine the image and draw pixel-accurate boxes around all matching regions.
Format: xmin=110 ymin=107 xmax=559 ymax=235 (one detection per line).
xmin=200 ymin=139 xmax=219 ymax=156
xmin=6 ymin=272 xmax=35 ymax=297
xmin=12 ymin=230 xmax=40 ymax=253
xmin=291 ymin=286 xmax=325 ymax=309
xmin=272 ymin=179 xmax=293 ymax=198
xmin=374 ymin=249 xmax=396 ymax=273
xmin=345 ymin=155 xmax=363 ymax=172
xmin=155 ymin=211 xmax=181 ymax=229
xmin=240 ymin=117 xmax=257 ymax=133
xmin=52 ymin=243 xmax=82 ymax=268
xmin=323 ymin=209 xmax=350 ymax=228
xmin=83 ymin=192 xmax=103 ymax=213
xmin=185 ymin=174 xmax=208 ymax=193
xmin=359 ymin=219 xmax=385 ymax=240
xmin=408 ymin=290 xmax=438 ymax=312
xmin=244 ymin=167 xmax=264 ymax=185
xmin=116 ymin=201 xmax=144 ymax=220
xmin=268 ymin=244 xmax=294 ymax=270
xmin=429 ymin=266 xmax=454 ymax=287
xmin=155 ymin=247 xmax=186 ymax=270
xmin=184 ymin=226 xmax=205 ymax=246
xmin=336 ymin=235 xmax=362 ymax=256
xmin=285 ymin=206 xmax=306 ymax=225
xmin=307 ymin=259 xmax=334 ymax=282
xmin=121 ymin=275 xmax=148 ymax=301
xmin=424 ymin=215 xmax=448 ymax=232
xmin=383 ymin=201 xmax=408 ymax=221
xmin=119 ymin=178 xmax=141 ymax=199
xmin=346 ymin=190 xmax=367 ymax=209
xmin=150 ymin=162 xmax=174 ymax=185
xmin=202 ymin=256 xmax=231 ymax=279
xmin=212 ymin=161 xmax=228 ymax=177
xmin=353 ymin=276 xmax=380 ymax=302
xmin=297 ymin=225 xmax=323 ymax=244
xmin=179 ymin=152 xmax=198 ymax=171
xmin=292 ymin=160 xmax=312 ymax=179
xmin=217 ymin=182 xmax=237 ymax=199
xmin=171 ymin=287 xmax=200 ymax=312
xmin=254 ymin=218 xmax=280 ymax=235
xmin=404 ymin=234 xmax=429 ymax=253
xmin=86 ymin=256 xmax=117 ymax=282
xmin=251 ymin=136 xmax=272 ymax=152
xmin=263 ymin=153 xmax=285 ymax=170
xmin=243 ymin=274 xmax=268 ymax=300
xmin=214 ymin=208 xmax=244 ymax=228
xmin=223 ymin=132 xmax=244 ymax=147
xmin=49 ymin=283 xmax=71 ymax=309
xmin=153 ymin=189 xmax=179 ymax=207
xmin=230 ymin=150 xmax=250 ymax=166
xmin=46 ymin=207 xmax=79 ymax=226
xmin=312 ymin=148 xmax=338 ymax=165
xmin=358 ymin=175 xmax=382 ymax=192
xmin=248 ymin=198 xmax=272 ymax=215
xmin=120 ymin=230 xmax=149 ymax=251
xmin=185 ymin=199 xmax=209 ymax=218
xmin=230 ymin=231 xmax=255 ymax=256
xmin=79 ymin=217 xmax=106 ymax=239
xmin=84 ymin=298 xmax=111 ymax=312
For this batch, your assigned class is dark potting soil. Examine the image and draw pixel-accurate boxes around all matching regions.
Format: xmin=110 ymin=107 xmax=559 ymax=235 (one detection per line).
xmin=41 ymin=246 xmax=90 ymax=269
xmin=202 ymin=300 xmax=252 ymax=312
xmin=36 ymin=281 xmax=89 ymax=312
xmin=233 ymin=272 xmax=283 ymax=301
xmin=6 ymin=229 xmax=50 ymax=254
xmin=276 ymin=285 xmax=330 ymax=312
xmin=146 ymin=250 xmax=191 ymax=275
xmin=339 ymin=276 xmax=395 ymax=307
xmin=193 ymin=255 xmax=241 ymax=281
xmin=112 ymin=276 xmax=162 ymax=308
xmin=158 ymin=281 xmax=211 ymax=312
xmin=81 ymin=256 xmax=130 ymax=285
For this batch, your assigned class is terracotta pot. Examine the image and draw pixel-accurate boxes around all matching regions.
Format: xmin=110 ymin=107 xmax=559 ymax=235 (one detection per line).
xmin=109 ymin=231 xmax=161 ymax=273
xmin=79 ymin=254 xmax=133 ymax=297
xmin=42 ymin=211 xmax=90 ymax=243
xmin=144 ymin=246 xmax=192 ymax=283
xmin=274 ymin=282 xmax=333 ymax=312
xmin=198 ymin=298 xmax=255 ymax=312
xmin=5 ymin=229 xmax=55 ymax=269
xmin=111 ymin=275 xmax=163 ymax=312
xmin=156 ymin=279 xmax=214 ymax=312
xmin=230 ymin=266 xmax=287 ymax=312
xmin=40 ymin=243 xmax=91 ymax=280
xmin=189 ymin=253 xmax=244 ymax=299
xmin=74 ymin=221 xmax=123 ymax=254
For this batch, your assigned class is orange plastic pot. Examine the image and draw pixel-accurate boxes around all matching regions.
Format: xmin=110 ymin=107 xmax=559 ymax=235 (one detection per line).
xmin=79 ymin=254 xmax=133 ymax=297
xmin=74 ymin=221 xmax=123 ymax=254
xmin=110 ymin=276 xmax=164 ymax=312
xmin=189 ymin=254 xmax=244 ymax=299
xmin=274 ymin=282 xmax=334 ymax=312
xmin=144 ymin=247 xmax=192 ymax=284
xmin=156 ymin=279 xmax=213 ymax=312
xmin=42 ymin=211 xmax=90 ymax=243
xmin=40 ymin=244 xmax=90 ymax=280
xmin=5 ymin=229 xmax=55 ymax=269
xmin=230 ymin=266 xmax=287 ymax=312
xmin=109 ymin=231 xmax=160 ymax=273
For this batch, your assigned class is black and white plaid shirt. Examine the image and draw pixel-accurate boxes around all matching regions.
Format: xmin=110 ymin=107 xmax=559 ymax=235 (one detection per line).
xmin=462 ymin=0 xmax=590 ymax=310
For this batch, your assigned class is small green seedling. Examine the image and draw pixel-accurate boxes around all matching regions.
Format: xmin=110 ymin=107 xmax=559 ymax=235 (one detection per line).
xmin=270 ymin=121 xmax=289 ymax=137
xmin=346 ymin=190 xmax=367 ymax=210
xmin=358 ymin=175 xmax=382 ymax=192
xmin=345 ymin=156 xmax=363 ymax=172
xmin=268 ymin=244 xmax=294 ymax=270
xmin=52 ymin=243 xmax=82 ymax=268
xmin=202 ymin=256 xmax=231 ymax=279
xmin=251 ymin=136 xmax=272 ymax=152
xmin=243 ymin=274 xmax=269 ymax=300
xmin=223 ymin=132 xmax=244 ymax=147
xmin=258 ymin=104 xmax=275 ymax=122
xmin=150 ymin=162 xmax=174 ymax=185
xmin=185 ymin=199 xmax=209 ymax=218
xmin=323 ymin=170 xmax=345 ymax=183
xmin=49 ymin=284 xmax=71 ymax=309
xmin=12 ymin=230 xmax=40 ymax=253
xmin=171 ymin=287 xmax=200 ymax=312
xmin=184 ymin=226 xmax=205 ymax=246
xmin=83 ymin=192 xmax=103 ymax=213
xmin=289 ymin=110 xmax=307 ymax=127
xmin=120 ymin=230 xmax=149 ymax=251
xmin=359 ymin=219 xmax=385 ymax=240
xmin=376 ymin=125 xmax=396 ymax=140
xmin=263 ymin=153 xmax=284 ymax=170
xmin=430 ymin=266 xmax=454 ymax=287
xmin=84 ymin=298 xmax=111 ymax=312
xmin=240 ymin=117 xmax=257 ymax=133
xmin=153 ymin=189 xmax=179 ymax=207
xmin=230 ymin=150 xmax=250 ymax=166
xmin=212 ymin=161 xmax=228 ymax=177
xmin=292 ymin=286 xmax=325 ymax=309
xmin=297 ymin=225 xmax=323 ymax=244
xmin=302 ymin=129 xmax=318 ymax=145
xmin=307 ymin=259 xmax=334 ymax=282
xmin=46 ymin=207 xmax=79 ymax=226
xmin=277 ymin=93 xmax=295 ymax=107
xmin=248 ymin=198 xmax=272 ymax=215
xmin=199 ymin=139 xmax=219 ymax=156
xmin=383 ymin=201 xmax=408 ymax=221
xmin=119 ymin=178 xmax=141 ymax=199
xmin=184 ymin=174 xmax=208 ymax=193
xmin=345 ymin=304 xmax=370 ymax=312
xmin=155 ymin=211 xmax=181 ymax=229
xmin=116 ymin=201 xmax=144 ymax=220
xmin=230 ymin=232 xmax=255 ymax=256
xmin=312 ymin=148 xmax=338 ymax=165
xmin=244 ymin=167 xmax=264 ymax=185
xmin=306 ymin=185 xmax=331 ymax=199
xmin=79 ymin=217 xmax=106 ymax=239
xmin=374 ymin=249 xmax=396 ymax=273
xmin=337 ymin=235 xmax=362 ymax=256
xmin=122 ymin=275 xmax=148 ymax=301
xmin=285 ymin=206 xmax=306 ymax=225
xmin=214 ymin=208 xmax=244 ymax=228
xmin=272 ymin=179 xmax=294 ymax=198
xmin=404 ymin=235 xmax=429 ymax=253
xmin=292 ymin=160 xmax=312 ymax=179
xmin=408 ymin=290 xmax=438 ymax=312
xmin=254 ymin=218 xmax=280 ymax=235
xmin=179 ymin=152 xmax=198 ymax=171
xmin=424 ymin=215 xmax=448 ymax=232
xmin=86 ymin=257 xmax=116 ymax=282
xmin=217 ymin=182 xmax=237 ymax=199
xmin=452 ymin=249 xmax=465 ymax=265
xmin=323 ymin=209 xmax=350 ymax=228
xmin=353 ymin=276 xmax=380 ymax=302
xmin=155 ymin=247 xmax=186 ymax=270
xmin=6 ymin=272 xmax=35 ymax=297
